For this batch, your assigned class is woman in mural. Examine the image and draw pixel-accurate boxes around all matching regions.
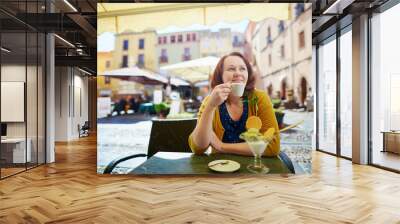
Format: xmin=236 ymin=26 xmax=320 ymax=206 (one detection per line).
xmin=188 ymin=52 xmax=280 ymax=156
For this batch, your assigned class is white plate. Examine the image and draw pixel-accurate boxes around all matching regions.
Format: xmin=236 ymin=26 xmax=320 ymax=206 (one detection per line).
xmin=208 ymin=160 xmax=241 ymax=173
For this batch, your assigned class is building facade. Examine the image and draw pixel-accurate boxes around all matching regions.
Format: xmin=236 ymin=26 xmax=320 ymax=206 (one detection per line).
xmin=113 ymin=30 xmax=158 ymax=71
xmin=243 ymin=21 xmax=264 ymax=89
xmin=156 ymin=31 xmax=201 ymax=66
xmin=198 ymin=28 xmax=245 ymax=57
xmin=252 ymin=3 xmax=312 ymax=106
xmin=97 ymin=51 xmax=120 ymax=97
xmin=97 ymin=51 xmax=113 ymax=76
xmin=114 ymin=28 xmax=246 ymax=72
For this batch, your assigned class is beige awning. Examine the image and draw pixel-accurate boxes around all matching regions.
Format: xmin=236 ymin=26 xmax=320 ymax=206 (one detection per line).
xmin=103 ymin=66 xmax=190 ymax=86
xmin=161 ymin=56 xmax=220 ymax=84
xmin=97 ymin=3 xmax=291 ymax=35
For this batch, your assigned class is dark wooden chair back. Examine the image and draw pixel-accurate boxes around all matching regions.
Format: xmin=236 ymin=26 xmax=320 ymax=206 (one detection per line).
xmin=147 ymin=118 xmax=197 ymax=158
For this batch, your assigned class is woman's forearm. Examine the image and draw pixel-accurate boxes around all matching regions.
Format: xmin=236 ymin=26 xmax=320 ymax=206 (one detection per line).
xmin=220 ymin=142 xmax=253 ymax=156
xmin=191 ymin=104 xmax=217 ymax=149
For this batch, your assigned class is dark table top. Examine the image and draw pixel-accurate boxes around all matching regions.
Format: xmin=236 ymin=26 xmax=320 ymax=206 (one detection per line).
xmin=130 ymin=152 xmax=304 ymax=175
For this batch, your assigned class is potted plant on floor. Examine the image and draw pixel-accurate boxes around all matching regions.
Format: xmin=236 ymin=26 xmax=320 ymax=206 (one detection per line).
xmin=271 ymin=98 xmax=281 ymax=109
xmin=154 ymin=102 xmax=170 ymax=119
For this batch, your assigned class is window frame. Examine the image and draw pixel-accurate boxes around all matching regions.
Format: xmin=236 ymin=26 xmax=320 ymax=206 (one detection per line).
xmin=138 ymin=39 xmax=145 ymax=49
xmin=123 ymin=39 xmax=129 ymax=51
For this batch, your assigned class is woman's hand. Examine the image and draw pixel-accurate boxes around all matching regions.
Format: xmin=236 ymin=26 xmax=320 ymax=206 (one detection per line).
xmin=210 ymin=132 xmax=224 ymax=152
xmin=208 ymin=83 xmax=231 ymax=108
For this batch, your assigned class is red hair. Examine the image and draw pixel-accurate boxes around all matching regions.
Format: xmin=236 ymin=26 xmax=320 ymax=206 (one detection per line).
xmin=210 ymin=52 xmax=255 ymax=91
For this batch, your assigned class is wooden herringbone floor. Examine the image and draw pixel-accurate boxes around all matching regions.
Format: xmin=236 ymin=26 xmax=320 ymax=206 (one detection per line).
xmin=1 ymin=135 xmax=400 ymax=224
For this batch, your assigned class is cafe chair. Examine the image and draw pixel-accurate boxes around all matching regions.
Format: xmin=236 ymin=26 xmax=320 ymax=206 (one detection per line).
xmin=279 ymin=120 xmax=304 ymax=133
xmin=78 ymin=121 xmax=90 ymax=138
xmin=278 ymin=151 xmax=295 ymax=173
xmin=103 ymin=118 xmax=197 ymax=174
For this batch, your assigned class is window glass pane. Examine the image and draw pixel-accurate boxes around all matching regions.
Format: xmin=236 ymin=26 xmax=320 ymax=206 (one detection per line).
xmin=339 ymin=28 xmax=352 ymax=158
xmin=1 ymin=30 xmax=27 ymax=177
xmin=371 ymin=3 xmax=400 ymax=171
xmin=299 ymin=31 xmax=305 ymax=49
xmin=138 ymin=54 xmax=144 ymax=67
xmin=1 ymin=0 xmax=47 ymax=178
xmin=123 ymin=40 xmax=128 ymax=50
xmin=38 ymin=30 xmax=45 ymax=165
xmin=122 ymin=55 xmax=128 ymax=68
xmin=139 ymin=39 xmax=144 ymax=49
xmin=318 ymin=36 xmax=337 ymax=154
xmin=27 ymin=30 xmax=38 ymax=169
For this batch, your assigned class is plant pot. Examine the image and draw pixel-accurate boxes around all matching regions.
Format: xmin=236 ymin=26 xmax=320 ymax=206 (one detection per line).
xmin=159 ymin=108 xmax=170 ymax=118
xmin=271 ymin=99 xmax=281 ymax=109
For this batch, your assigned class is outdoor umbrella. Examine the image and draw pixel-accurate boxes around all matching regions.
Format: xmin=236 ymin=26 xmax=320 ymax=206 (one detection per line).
xmin=194 ymin=80 xmax=209 ymax=88
xmin=97 ymin=3 xmax=291 ymax=35
xmin=160 ymin=56 xmax=220 ymax=84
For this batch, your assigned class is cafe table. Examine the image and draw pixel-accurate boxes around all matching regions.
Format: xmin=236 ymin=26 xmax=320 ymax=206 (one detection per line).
xmin=130 ymin=152 xmax=305 ymax=175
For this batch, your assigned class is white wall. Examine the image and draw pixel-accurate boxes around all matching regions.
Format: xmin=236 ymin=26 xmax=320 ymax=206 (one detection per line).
xmin=55 ymin=67 xmax=89 ymax=141
xmin=55 ymin=67 xmax=69 ymax=141
xmin=72 ymin=73 xmax=89 ymax=138
xmin=1 ymin=65 xmax=36 ymax=137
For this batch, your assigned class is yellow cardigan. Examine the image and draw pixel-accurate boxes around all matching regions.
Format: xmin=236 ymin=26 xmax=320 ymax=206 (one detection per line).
xmin=188 ymin=89 xmax=280 ymax=156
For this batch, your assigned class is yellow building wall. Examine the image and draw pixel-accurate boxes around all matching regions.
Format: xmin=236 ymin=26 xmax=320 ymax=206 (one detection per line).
xmin=113 ymin=30 xmax=158 ymax=71
xmin=97 ymin=51 xmax=113 ymax=75
xmin=97 ymin=52 xmax=117 ymax=97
